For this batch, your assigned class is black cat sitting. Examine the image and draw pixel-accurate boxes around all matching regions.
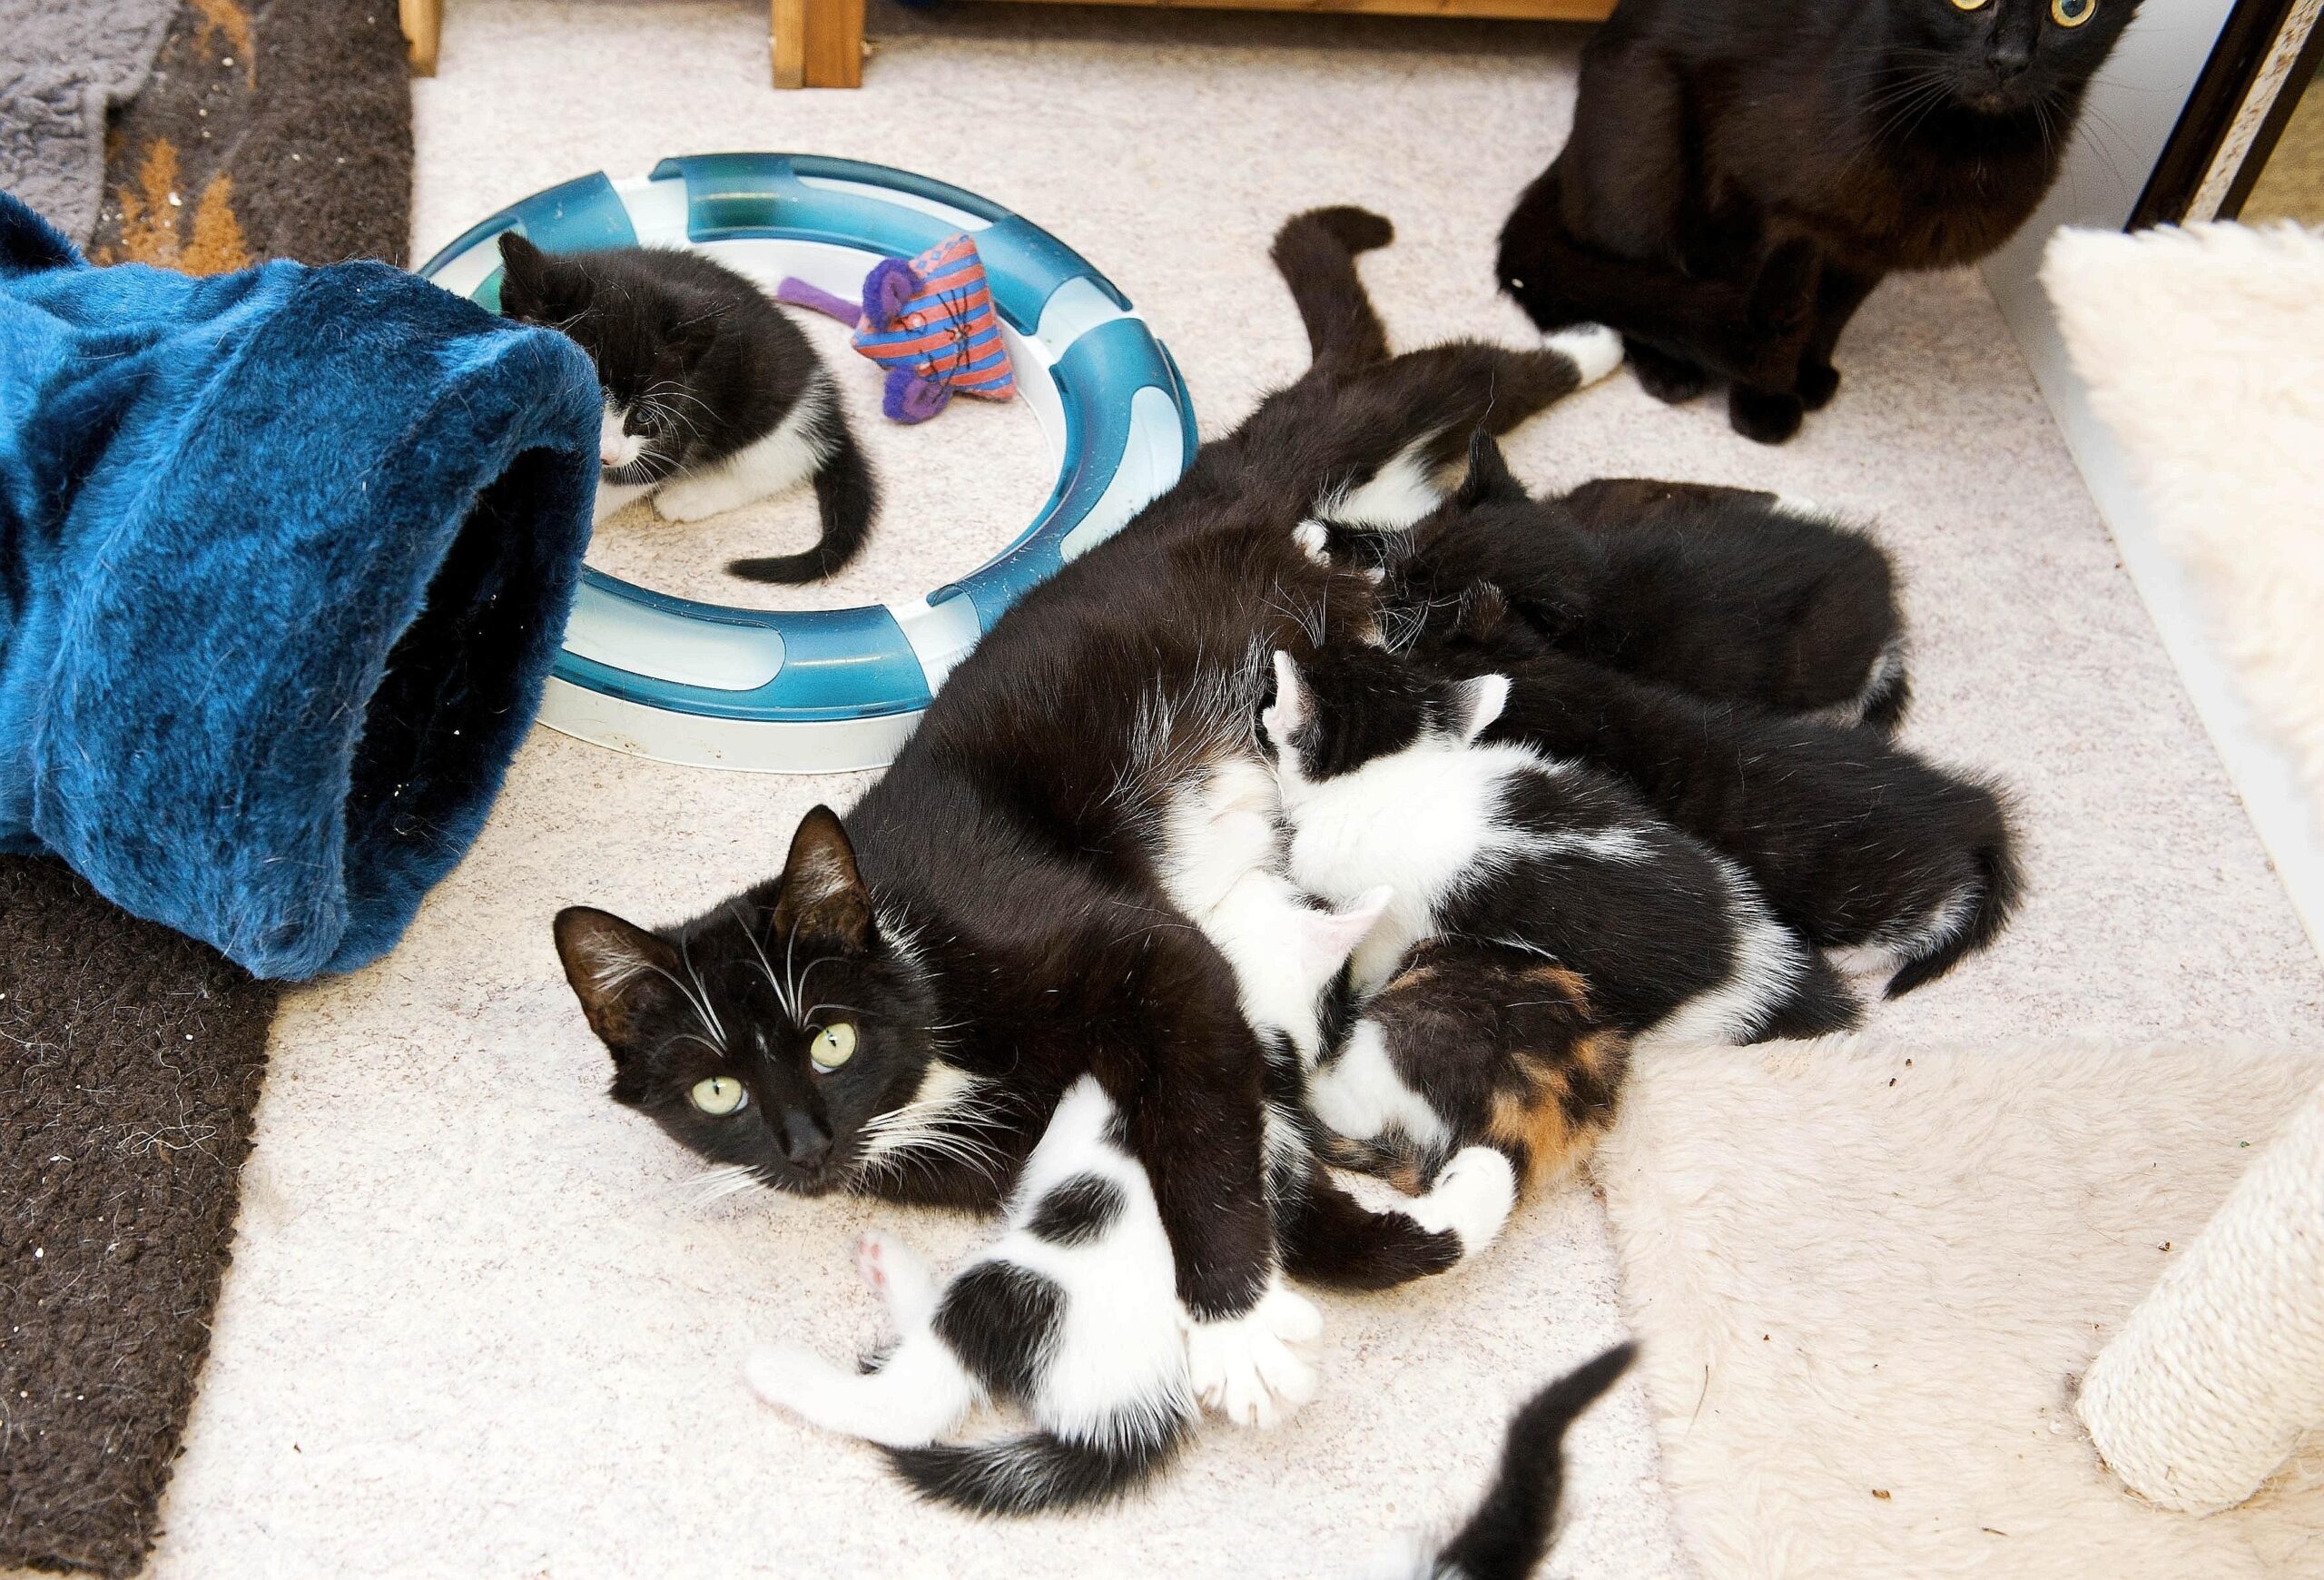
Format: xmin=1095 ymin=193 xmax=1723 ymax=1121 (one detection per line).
xmin=1496 ymin=0 xmax=2141 ymax=441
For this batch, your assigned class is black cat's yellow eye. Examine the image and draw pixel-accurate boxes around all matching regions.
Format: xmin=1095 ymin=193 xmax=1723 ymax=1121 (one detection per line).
xmin=691 ymin=1075 xmax=746 ymax=1115
xmin=1950 ymin=0 xmax=1991 ymax=11
xmin=2052 ymin=0 xmax=2095 ymax=25
xmin=810 ymin=1022 xmax=858 ymax=1073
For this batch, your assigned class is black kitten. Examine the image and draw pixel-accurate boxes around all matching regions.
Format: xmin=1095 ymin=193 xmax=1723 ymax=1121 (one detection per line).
xmin=497 ymin=232 xmax=876 ymax=581
xmin=1416 ymin=583 xmax=2022 ymax=998
xmin=1376 ymin=432 xmax=1909 ymax=727
xmin=1496 ymin=0 xmax=2142 ymax=440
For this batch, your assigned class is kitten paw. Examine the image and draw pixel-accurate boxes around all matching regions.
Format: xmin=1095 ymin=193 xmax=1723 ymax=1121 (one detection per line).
xmin=1186 ymin=1287 xmax=1320 ymax=1429
xmin=1728 ymin=385 xmax=1806 ymax=445
xmin=1293 ymin=519 xmax=1333 ymax=567
xmin=1257 ymin=1282 xmax=1324 ymax=1345
xmin=1796 ymin=360 xmax=1841 ymax=411
xmin=655 ymin=476 xmax=753 ymax=523
xmin=855 ymin=1229 xmax=937 ymax=1328
xmin=1544 ymin=323 xmax=1624 ymax=388
xmin=1407 ymin=1146 xmax=1518 ymax=1260
xmin=745 ymin=1342 xmax=835 ymax=1414
xmin=1624 ymin=338 xmax=1709 ymax=404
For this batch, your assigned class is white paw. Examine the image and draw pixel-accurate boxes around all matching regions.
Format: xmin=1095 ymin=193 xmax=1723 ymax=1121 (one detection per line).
xmin=654 ymin=475 xmax=752 ymax=523
xmin=1307 ymin=1060 xmax=1388 ymax=1142
xmin=1293 ymin=519 xmax=1332 ymax=566
xmin=1186 ymin=1285 xmax=1320 ymax=1429
xmin=1257 ymin=1282 xmax=1323 ymax=1345
xmin=1545 ymin=322 xmax=1624 ymax=388
xmin=745 ymin=1342 xmax=831 ymax=1413
xmin=1407 ymin=1146 xmax=1518 ymax=1259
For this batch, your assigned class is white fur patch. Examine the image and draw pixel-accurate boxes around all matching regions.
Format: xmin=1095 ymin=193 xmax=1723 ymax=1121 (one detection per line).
xmin=1320 ymin=436 xmax=1444 ymax=530
xmin=1544 ymin=322 xmax=1624 ymax=387
xmin=600 ymin=400 xmax=644 ymax=469
xmin=1644 ymin=854 xmax=1814 ymax=1047
xmin=1293 ymin=518 xmax=1333 ymax=565
xmin=654 ymin=379 xmax=833 ymax=522
xmin=1308 ymin=1021 xmax=1451 ymax=1151
xmin=1403 ymin=1146 xmax=1518 ymax=1259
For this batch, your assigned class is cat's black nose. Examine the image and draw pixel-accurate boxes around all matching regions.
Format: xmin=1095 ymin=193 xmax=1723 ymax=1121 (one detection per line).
xmin=780 ymin=1108 xmax=832 ymax=1169
xmin=1989 ymin=35 xmax=2034 ymax=83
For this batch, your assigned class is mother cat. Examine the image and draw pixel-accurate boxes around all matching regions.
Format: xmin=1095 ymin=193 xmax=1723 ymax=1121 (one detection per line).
xmin=1496 ymin=0 xmax=2142 ymax=441
xmin=552 ymin=209 xmax=1620 ymax=1453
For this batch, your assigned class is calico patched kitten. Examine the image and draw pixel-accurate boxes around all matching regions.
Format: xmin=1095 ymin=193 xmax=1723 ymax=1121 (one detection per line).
xmin=747 ymin=1076 xmax=1219 ymax=1515
xmin=497 ymin=232 xmax=877 ymax=581
xmin=1309 ymin=936 xmax=1630 ymax=1199
xmin=1262 ymin=643 xmax=1858 ymax=1044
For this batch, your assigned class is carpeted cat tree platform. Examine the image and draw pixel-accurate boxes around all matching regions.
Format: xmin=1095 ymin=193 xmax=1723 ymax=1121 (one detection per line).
xmin=0 ymin=191 xmax=599 ymax=980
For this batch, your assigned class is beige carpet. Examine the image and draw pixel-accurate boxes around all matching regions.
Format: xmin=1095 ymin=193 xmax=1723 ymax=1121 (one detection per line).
xmin=89 ymin=3 xmax=2324 ymax=1577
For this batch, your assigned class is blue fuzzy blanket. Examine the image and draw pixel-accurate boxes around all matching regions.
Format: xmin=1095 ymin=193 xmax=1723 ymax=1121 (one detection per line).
xmin=0 ymin=193 xmax=600 ymax=979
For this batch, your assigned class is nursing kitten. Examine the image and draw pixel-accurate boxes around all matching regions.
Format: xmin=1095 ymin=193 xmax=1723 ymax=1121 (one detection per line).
xmin=1369 ymin=1344 xmax=1634 ymax=1580
xmin=1414 ymin=583 xmax=2022 ymax=998
xmin=1262 ymin=643 xmax=1857 ymax=1043
xmin=553 ymin=208 xmax=1620 ymax=1439
xmin=1335 ymin=431 xmax=1908 ymax=727
xmin=1496 ymin=0 xmax=2142 ymax=440
xmin=1309 ymin=936 xmax=1630 ymax=1199
xmin=746 ymin=1077 xmax=1208 ymax=1514
xmin=496 ymin=232 xmax=876 ymax=581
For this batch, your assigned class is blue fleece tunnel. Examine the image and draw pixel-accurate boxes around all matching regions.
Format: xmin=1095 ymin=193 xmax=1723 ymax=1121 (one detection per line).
xmin=0 ymin=193 xmax=600 ymax=979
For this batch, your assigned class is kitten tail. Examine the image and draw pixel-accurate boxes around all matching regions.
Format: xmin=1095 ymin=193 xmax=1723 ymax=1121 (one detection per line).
xmin=1884 ymin=823 xmax=2024 ymax=999
xmin=881 ymin=1417 xmax=1190 ymax=1516
xmin=1270 ymin=206 xmax=1395 ymax=367
xmin=1420 ymin=1343 xmax=1634 ymax=1580
xmin=725 ymin=408 xmax=878 ymax=584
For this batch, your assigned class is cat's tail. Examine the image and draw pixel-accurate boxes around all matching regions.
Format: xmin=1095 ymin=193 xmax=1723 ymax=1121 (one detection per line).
xmin=1270 ymin=206 xmax=1395 ymax=367
xmin=1410 ymin=1344 xmax=1635 ymax=1580
xmin=881 ymin=1415 xmax=1191 ymax=1516
xmin=1884 ymin=806 xmax=2024 ymax=999
xmin=724 ymin=400 xmax=878 ymax=584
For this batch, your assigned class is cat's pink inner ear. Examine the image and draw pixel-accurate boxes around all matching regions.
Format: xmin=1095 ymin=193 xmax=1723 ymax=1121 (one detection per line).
xmin=1262 ymin=650 xmax=1307 ymax=746
xmin=1301 ymin=885 xmax=1393 ymax=973
xmin=1458 ymin=674 xmax=1511 ymax=741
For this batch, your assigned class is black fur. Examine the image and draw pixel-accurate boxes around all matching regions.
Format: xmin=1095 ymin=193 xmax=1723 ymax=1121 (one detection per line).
xmin=1372 ymin=431 xmax=1908 ymax=726
xmin=495 ymin=233 xmax=877 ymax=581
xmin=931 ymin=1260 xmax=1064 ymax=1401
xmin=1024 ymin=1174 xmax=1126 ymax=1248
xmin=1430 ymin=1344 xmax=1636 ymax=1580
xmin=551 ymin=212 xmax=1617 ymax=1336
xmin=881 ymin=1427 xmax=1186 ymax=1519
xmin=1416 ymin=586 xmax=2021 ymax=999
xmin=1495 ymin=0 xmax=2142 ymax=439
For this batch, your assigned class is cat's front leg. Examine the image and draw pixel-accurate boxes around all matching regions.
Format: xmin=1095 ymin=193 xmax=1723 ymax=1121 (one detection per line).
xmin=593 ymin=479 xmax=654 ymax=524
xmin=653 ymin=466 xmax=761 ymax=524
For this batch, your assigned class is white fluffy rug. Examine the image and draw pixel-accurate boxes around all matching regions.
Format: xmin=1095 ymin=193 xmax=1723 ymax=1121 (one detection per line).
xmin=2044 ymin=222 xmax=2324 ymax=832
xmin=1599 ymin=1042 xmax=2324 ymax=1579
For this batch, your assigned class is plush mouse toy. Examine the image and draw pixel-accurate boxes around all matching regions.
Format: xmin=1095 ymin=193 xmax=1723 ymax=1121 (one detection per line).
xmin=777 ymin=232 xmax=1016 ymax=423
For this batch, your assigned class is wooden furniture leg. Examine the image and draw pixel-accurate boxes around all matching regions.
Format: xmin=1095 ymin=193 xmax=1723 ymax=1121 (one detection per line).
xmin=773 ymin=0 xmax=864 ymax=89
xmin=399 ymin=0 xmax=442 ymax=76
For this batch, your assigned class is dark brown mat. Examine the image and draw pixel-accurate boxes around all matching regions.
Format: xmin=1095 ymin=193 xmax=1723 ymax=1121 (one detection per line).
xmin=3 ymin=5 xmax=410 ymax=1575
xmin=0 ymin=859 xmax=278 ymax=1578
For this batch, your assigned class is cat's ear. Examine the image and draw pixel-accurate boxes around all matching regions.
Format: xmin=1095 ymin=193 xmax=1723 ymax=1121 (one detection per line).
xmin=1453 ymin=673 xmax=1510 ymax=741
xmin=774 ymin=805 xmax=873 ymax=952
xmin=555 ymin=905 xmax=683 ymax=1054
xmin=1298 ymin=886 xmax=1393 ymax=976
xmin=1261 ymin=649 xmax=1311 ymax=751
xmin=1457 ymin=430 xmax=1528 ymax=509
xmin=497 ymin=232 xmax=550 ymax=318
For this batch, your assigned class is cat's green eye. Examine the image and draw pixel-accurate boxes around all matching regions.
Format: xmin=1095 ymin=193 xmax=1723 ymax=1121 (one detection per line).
xmin=2052 ymin=0 xmax=2094 ymax=25
xmin=1950 ymin=0 xmax=1991 ymax=11
xmin=810 ymin=1022 xmax=858 ymax=1073
xmin=690 ymin=1075 xmax=747 ymax=1116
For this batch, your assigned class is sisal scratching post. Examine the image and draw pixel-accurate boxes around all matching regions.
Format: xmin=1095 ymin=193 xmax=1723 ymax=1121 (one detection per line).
xmin=2077 ymin=1077 xmax=2324 ymax=1513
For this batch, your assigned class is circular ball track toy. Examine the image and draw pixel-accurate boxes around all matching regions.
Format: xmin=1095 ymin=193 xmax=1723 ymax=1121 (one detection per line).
xmin=419 ymin=155 xmax=1196 ymax=773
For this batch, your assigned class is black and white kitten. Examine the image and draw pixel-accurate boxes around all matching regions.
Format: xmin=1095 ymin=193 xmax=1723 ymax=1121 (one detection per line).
xmin=1413 ymin=582 xmax=2022 ymax=999
xmin=1262 ymin=642 xmax=1858 ymax=1044
xmin=496 ymin=232 xmax=877 ymax=582
xmin=746 ymin=1076 xmax=1216 ymax=1515
xmin=1331 ymin=431 xmax=1908 ymax=728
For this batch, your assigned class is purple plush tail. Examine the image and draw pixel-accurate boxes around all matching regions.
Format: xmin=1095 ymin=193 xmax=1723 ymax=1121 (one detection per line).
xmin=775 ymin=277 xmax=861 ymax=325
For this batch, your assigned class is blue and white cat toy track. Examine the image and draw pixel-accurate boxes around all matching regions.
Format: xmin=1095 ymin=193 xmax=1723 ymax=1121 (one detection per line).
xmin=419 ymin=154 xmax=1197 ymax=773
